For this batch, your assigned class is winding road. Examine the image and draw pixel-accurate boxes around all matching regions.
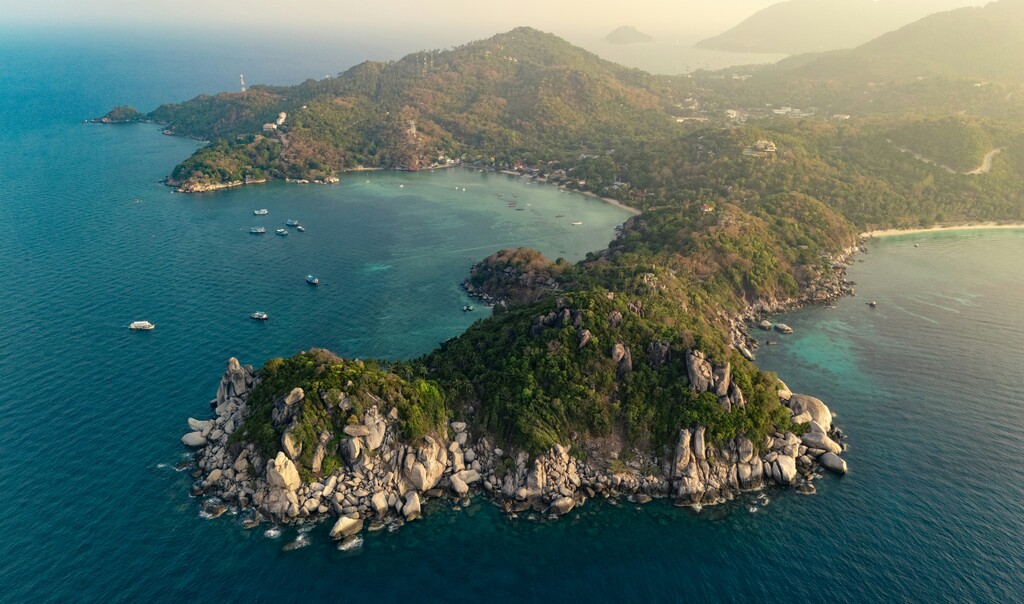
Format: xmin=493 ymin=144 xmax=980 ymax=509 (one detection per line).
xmin=966 ymin=147 xmax=1004 ymax=175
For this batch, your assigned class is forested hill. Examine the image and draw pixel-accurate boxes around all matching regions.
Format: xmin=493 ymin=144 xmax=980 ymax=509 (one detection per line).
xmin=103 ymin=25 xmax=1024 ymax=235
xmin=141 ymin=27 xmax=687 ymax=190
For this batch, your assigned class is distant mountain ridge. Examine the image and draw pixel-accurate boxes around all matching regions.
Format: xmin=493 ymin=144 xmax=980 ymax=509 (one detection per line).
xmin=780 ymin=0 xmax=1024 ymax=82
xmin=697 ymin=0 xmax=981 ymax=55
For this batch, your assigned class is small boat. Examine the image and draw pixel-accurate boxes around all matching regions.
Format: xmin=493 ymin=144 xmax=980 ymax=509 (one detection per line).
xmin=463 ymin=305 xmax=474 ymax=312
xmin=250 ymin=311 xmax=269 ymax=320
xmin=306 ymin=274 xmax=319 ymax=285
xmin=296 ymin=225 xmax=305 ymax=232
xmin=253 ymin=209 xmax=268 ymax=215
xmin=868 ymin=300 xmax=878 ymax=308
xmin=285 ymin=219 xmax=300 ymax=227
xmin=249 ymin=227 xmax=266 ymax=234
xmin=129 ymin=320 xmax=155 ymax=330
xmin=276 ymin=229 xmax=288 ymax=236
xmin=571 ymin=221 xmax=583 ymax=226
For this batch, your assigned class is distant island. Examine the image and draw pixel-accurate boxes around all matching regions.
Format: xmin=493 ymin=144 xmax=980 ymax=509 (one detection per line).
xmin=99 ymin=4 xmax=1024 ymax=539
xmin=604 ymin=26 xmax=653 ymax=45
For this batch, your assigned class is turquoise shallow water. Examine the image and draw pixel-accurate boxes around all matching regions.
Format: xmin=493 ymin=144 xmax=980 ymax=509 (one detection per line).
xmin=2 ymin=30 xmax=1024 ymax=603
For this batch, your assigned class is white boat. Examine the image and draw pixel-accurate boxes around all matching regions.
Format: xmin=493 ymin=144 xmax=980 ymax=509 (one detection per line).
xmin=571 ymin=221 xmax=583 ymax=226
xmin=276 ymin=229 xmax=288 ymax=236
xmin=296 ymin=225 xmax=305 ymax=232
xmin=250 ymin=311 xmax=269 ymax=320
xmin=129 ymin=320 xmax=155 ymax=330
xmin=249 ymin=227 xmax=266 ymax=234
xmin=285 ymin=219 xmax=300 ymax=226
xmin=253 ymin=209 xmax=269 ymax=216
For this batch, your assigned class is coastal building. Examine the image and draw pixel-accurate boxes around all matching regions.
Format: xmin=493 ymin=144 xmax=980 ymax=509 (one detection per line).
xmin=743 ymin=139 xmax=777 ymax=157
xmin=262 ymin=123 xmax=278 ymax=132
xmin=275 ymin=112 xmax=287 ymax=126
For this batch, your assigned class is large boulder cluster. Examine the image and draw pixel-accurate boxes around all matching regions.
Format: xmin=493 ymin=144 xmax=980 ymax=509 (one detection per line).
xmin=671 ymin=428 xmax=763 ymax=506
xmin=181 ymin=358 xmax=265 ymax=508
xmin=685 ymin=350 xmax=746 ymax=412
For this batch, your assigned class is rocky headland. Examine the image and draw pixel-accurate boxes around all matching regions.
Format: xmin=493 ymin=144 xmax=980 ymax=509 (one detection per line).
xmin=178 ymin=232 xmax=865 ymax=544
xmin=462 ymin=247 xmax=567 ymax=309
xmin=183 ymin=340 xmax=849 ymax=545
xmin=87 ymin=105 xmax=143 ymax=124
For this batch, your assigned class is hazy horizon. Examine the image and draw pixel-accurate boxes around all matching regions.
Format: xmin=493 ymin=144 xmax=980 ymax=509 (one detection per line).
xmin=3 ymin=0 xmax=989 ymax=41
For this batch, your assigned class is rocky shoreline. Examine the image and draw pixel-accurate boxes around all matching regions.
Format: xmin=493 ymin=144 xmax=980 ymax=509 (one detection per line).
xmin=167 ymin=177 xmax=268 ymax=194
xmin=182 ymin=352 xmax=850 ymax=545
xmin=727 ymin=243 xmax=862 ymax=359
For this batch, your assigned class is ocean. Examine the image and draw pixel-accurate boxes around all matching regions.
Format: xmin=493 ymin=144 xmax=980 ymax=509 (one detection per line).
xmin=0 ymin=27 xmax=1022 ymax=603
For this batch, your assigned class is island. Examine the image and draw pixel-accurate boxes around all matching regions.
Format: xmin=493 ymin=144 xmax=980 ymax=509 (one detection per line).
xmin=98 ymin=3 xmax=1024 ymax=540
xmin=604 ymin=26 xmax=654 ymax=45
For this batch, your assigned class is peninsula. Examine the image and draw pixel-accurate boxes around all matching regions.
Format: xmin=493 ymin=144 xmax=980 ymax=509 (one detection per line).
xmin=100 ymin=7 xmax=1024 ymax=539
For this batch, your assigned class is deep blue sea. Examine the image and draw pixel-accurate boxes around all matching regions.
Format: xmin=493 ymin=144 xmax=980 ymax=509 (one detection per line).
xmin=1 ymin=28 xmax=1022 ymax=603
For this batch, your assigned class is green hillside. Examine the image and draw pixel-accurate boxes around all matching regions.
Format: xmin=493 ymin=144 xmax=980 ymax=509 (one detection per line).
xmin=148 ymin=27 xmax=686 ymax=190
xmin=109 ymin=26 xmax=1024 ymax=460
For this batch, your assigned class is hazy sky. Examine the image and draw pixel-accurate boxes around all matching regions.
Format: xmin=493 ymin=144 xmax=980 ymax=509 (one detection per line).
xmin=6 ymin=0 xmax=987 ymax=39
xmin=0 ymin=0 xmax=892 ymax=36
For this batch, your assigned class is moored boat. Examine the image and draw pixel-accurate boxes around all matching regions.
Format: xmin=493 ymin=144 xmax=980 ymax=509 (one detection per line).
xmin=276 ymin=229 xmax=288 ymax=236
xmin=285 ymin=219 xmax=300 ymax=226
xmin=249 ymin=227 xmax=266 ymax=234
xmin=129 ymin=320 xmax=155 ymax=330
xmin=306 ymin=274 xmax=319 ymax=285
xmin=250 ymin=311 xmax=269 ymax=320
xmin=253 ymin=209 xmax=268 ymax=215
xmin=296 ymin=225 xmax=305 ymax=232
